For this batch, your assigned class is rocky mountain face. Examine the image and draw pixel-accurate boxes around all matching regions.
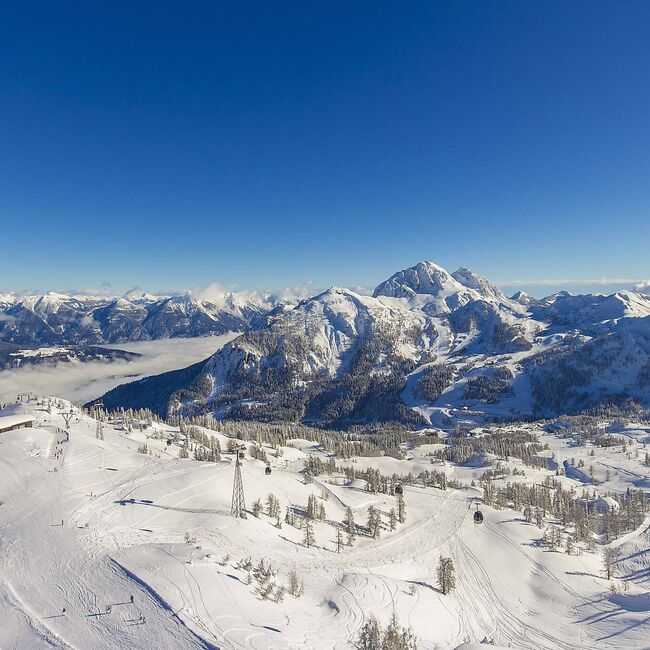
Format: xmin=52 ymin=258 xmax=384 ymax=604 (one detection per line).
xmin=95 ymin=261 xmax=650 ymax=428
xmin=0 ymin=291 xmax=283 ymax=346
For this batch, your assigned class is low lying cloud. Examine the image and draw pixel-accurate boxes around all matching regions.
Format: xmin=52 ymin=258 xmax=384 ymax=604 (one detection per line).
xmin=190 ymin=280 xmax=318 ymax=308
xmin=191 ymin=282 xmax=232 ymax=306
xmin=634 ymin=281 xmax=650 ymax=295
xmin=0 ymin=334 xmax=238 ymax=406
xmin=277 ymin=281 xmax=315 ymax=301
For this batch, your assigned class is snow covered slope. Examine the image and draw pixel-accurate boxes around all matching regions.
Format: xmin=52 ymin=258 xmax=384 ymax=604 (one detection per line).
xmin=2 ymin=397 xmax=650 ymax=649
xmin=97 ymin=261 xmax=650 ymax=426
xmin=102 ymin=286 xmax=441 ymax=425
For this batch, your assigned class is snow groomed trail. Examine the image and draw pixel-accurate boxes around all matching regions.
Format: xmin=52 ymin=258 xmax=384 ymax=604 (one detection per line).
xmin=0 ymin=419 xmax=218 ymax=649
xmin=2 ymin=400 xmax=650 ymax=649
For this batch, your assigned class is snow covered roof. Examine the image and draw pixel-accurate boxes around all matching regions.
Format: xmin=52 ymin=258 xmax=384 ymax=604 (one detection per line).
xmin=594 ymin=496 xmax=620 ymax=511
xmin=0 ymin=414 xmax=35 ymax=432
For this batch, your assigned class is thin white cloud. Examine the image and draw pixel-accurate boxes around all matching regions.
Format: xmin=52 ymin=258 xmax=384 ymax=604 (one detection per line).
xmin=277 ymin=281 xmax=316 ymax=301
xmin=347 ymin=285 xmax=374 ymax=296
xmin=634 ymin=280 xmax=650 ymax=295
xmin=499 ymin=278 xmax=639 ymax=287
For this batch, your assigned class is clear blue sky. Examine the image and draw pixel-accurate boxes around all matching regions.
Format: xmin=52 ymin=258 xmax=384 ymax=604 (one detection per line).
xmin=1 ymin=2 xmax=649 ymax=296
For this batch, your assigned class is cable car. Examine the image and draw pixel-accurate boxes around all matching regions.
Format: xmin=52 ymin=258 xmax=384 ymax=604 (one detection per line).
xmin=394 ymin=484 xmax=403 ymax=495
xmin=265 ymin=465 xmax=272 ymax=475
xmin=166 ymin=439 xmax=172 ymax=446
xmin=473 ymin=503 xmax=484 ymax=524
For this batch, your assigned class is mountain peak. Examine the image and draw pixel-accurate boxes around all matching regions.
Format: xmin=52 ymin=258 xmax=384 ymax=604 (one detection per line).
xmin=373 ymin=260 xmax=461 ymax=300
xmin=451 ymin=267 xmax=508 ymax=303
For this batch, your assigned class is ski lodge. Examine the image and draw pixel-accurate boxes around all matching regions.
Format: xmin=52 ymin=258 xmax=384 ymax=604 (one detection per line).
xmin=0 ymin=414 xmax=35 ymax=433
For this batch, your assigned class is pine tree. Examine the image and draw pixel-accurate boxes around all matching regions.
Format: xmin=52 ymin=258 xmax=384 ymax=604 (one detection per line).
xmin=259 ymin=578 xmax=275 ymax=600
xmin=397 ymin=493 xmax=406 ymax=524
xmin=336 ymin=529 xmax=344 ymax=553
xmin=603 ymin=547 xmax=619 ymax=580
xmin=288 ymin=569 xmax=303 ymax=597
xmin=307 ymin=494 xmax=317 ymax=520
xmin=437 ymin=557 xmax=456 ymax=595
xmin=367 ymin=506 xmax=381 ymax=539
xmin=383 ymin=612 xmax=402 ymax=649
xmin=303 ymin=519 xmax=315 ymax=548
xmin=345 ymin=507 xmax=356 ymax=545
xmin=356 ymin=616 xmax=381 ymax=650
xmin=388 ymin=508 xmax=397 ymax=531
xmin=266 ymin=493 xmax=280 ymax=518
xmin=566 ymin=535 xmax=575 ymax=556
xmin=252 ymin=499 xmax=262 ymax=517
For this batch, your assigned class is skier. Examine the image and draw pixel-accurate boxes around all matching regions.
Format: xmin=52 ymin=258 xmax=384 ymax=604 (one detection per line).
xmin=130 ymin=594 xmax=134 ymax=604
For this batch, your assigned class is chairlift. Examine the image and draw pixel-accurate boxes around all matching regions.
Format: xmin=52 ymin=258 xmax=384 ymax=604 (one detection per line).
xmin=265 ymin=465 xmax=272 ymax=475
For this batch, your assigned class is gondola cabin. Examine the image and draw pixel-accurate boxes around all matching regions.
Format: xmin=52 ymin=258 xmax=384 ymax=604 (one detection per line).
xmin=394 ymin=484 xmax=403 ymax=495
xmin=265 ymin=466 xmax=272 ymax=475
xmin=473 ymin=510 xmax=484 ymax=524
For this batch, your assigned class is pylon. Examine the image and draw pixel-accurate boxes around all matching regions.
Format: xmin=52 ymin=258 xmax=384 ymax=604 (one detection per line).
xmin=231 ymin=445 xmax=247 ymax=519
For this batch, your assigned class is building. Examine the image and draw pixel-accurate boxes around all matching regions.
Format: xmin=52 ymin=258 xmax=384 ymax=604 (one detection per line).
xmin=0 ymin=414 xmax=35 ymax=433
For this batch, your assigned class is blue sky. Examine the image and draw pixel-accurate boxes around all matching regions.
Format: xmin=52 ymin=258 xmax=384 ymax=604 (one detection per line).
xmin=1 ymin=2 xmax=649 ymax=297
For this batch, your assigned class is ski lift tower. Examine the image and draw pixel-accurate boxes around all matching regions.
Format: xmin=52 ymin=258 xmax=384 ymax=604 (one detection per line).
xmin=91 ymin=403 xmax=104 ymax=440
xmin=62 ymin=409 xmax=74 ymax=429
xmin=231 ymin=444 xmax=247 ymax=519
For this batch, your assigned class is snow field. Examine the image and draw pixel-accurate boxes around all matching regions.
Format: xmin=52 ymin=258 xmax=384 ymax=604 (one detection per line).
xmin=1 ymin=399 xmax=650 ymax=648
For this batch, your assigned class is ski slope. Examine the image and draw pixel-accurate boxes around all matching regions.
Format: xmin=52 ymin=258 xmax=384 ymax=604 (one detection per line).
xmin=1 ymin=400 xmax=650 ymax=648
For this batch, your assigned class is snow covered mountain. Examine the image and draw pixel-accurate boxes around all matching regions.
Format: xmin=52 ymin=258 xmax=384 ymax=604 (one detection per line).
xmin=530 ymin=290 xmax=650 ymax=334
xmin=73 ymin=261 xmax=650 ymax=425
xmin=373 ymin=261 xmax=519 ymax=314
xmin=374 ymin=261 xmax=479 ymax=313
xmin=0 ymin=290 xmax=284 ymax=345
xmin=102 ymin=286 xmax=441 ymax=426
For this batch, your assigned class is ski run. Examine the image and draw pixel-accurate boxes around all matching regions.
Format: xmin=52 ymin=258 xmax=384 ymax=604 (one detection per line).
xmin=1 ymin=396 xmax=650 ymax=649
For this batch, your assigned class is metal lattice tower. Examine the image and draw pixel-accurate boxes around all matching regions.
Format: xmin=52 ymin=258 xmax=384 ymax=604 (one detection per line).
xmin=62 ymin=410 xmax=73 ymax=428
xmin=231 ymin=445 xmax=247 ymax=519
xmin=95 ymin=415 xmax=104 ymax=440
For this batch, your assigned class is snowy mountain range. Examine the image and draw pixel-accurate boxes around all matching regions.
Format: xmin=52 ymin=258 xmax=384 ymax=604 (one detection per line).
xmin=96 ymin=261 xmax=650 ymax=427
xmin=0 ymin=290 xmax=284 ymax=345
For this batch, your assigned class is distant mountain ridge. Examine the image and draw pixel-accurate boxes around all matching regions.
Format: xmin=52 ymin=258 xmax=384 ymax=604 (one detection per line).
xmin=96 ymin=261 xmax=650 ymax=428
xmin=0 ymin=290 xmax=285 ymax=345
